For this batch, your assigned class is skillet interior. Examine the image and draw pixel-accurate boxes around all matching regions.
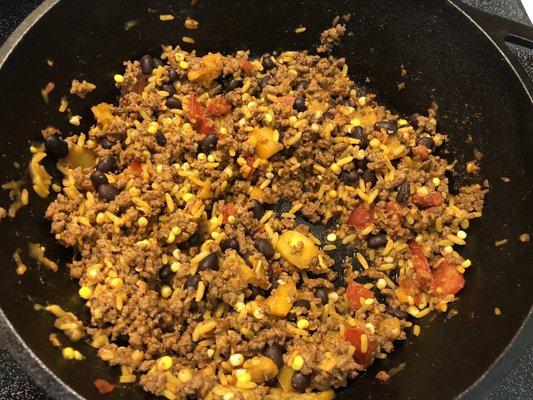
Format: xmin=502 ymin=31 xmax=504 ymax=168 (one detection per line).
xmin=0 ymin=1 xmax=531 ymax=399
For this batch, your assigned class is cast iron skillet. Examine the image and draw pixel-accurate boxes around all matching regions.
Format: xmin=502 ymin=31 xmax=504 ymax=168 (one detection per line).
xmin=0 ymin=1 xmax=532 ymax=399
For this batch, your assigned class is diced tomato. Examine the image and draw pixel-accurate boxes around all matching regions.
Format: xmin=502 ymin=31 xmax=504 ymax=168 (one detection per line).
xmin=206 ymin=96 xmax=232 ymax=117
xmin=186 ymin=95 xmax=216 ymax=135
xmin=93 ymin=379 xmax=114 ymax=394
xmin=433 ymin=261 xmax=465 ymax=295
xmin=408 ymin=242 xmax=434 ymax=290
xmin=412 ymin=145 xmax=429 ymax=160
xmin=186 ymin=95 xmax=207 ymax=121
xmin=412 ymin=192 xmax=444 ymax=209
xmin=220 ymin=203 xmax=236 ymax=224
xmin=197 ymin=117 xmax=216 ymax=135
xmin=238 ymin=59 xmax=254 ymax=74
xmin=130 ymin=160 xmax=142 ymax=176
xmin=348 ymin=205 xmax=373 ymax=229
xmin=344 ymin=326 xmax=377 ymax=367
xmin=346 ymin=282 xmax=373 ymax=310
xmin=398 ymin=276 xmax=421 ymax=304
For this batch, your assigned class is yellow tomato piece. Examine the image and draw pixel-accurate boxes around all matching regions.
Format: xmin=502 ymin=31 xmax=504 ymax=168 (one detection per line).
xmin=187 ymin=53 xmax=223 ymax=83
xmin=91 ymin=103 xmax=114 ymax=126
xmin=248 ymin=127 xmax=283 ymax=159
xmin=276 ymin=231 xmax=318 ymax=269
xmin=244 ymin=356 xmax=278 ymax=383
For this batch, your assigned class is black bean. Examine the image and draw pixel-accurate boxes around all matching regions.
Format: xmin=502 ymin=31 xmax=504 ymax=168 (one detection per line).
xmin=255 ymin=238 xmax=275 ymax=259
xmin=188 ymin=230 xmax=204 ymax=247
xmin=140 ymin=55 xmax=154 ymax=75
xmin=314 ymin=288 xmax=329 ymax=305
xmin=166 ymin=97 xmax=182 ymax=109
xmin=292 ymin=79 xmax=309 ymax=90
xmin=293 ymin=96 xmax=307 ymax=112
xmin=261 ymin=55 xmax=275 ymax=70
xmin=220 ymin=238 xmax=239 ymax=252
xmin=186 ymin=274 xmax=200 ymax=289
xmin=291 ymin=372 xmax=310 ymax=392
xmin=198 ymin=133 xmax=218 ymax=154
xmin=417 ymin=136 xmax=435 ymax=151
xmin=251 ymin=200 xmax=266 ymax=220
xmin=362 ymin=170 xmax=377 ymax=186
xmin=155 ymin=131 xmax=167 ymax=146
xmin=90 ymin=170 xmax=108 ymax=189
xmin=266 ymin=378 xmax=277 ymax=387
xmin=349 ymin=126 xmax=368 ymax=148
xmin=159 ymin=265 xmax=173 ymax=284
xmin=409 ymin=113 xmax=421 ymax=128
xmin=96 ymin=156 xmax=118 ymax=173
xmin=263 ymin=344 xmax=284 ymax=369
xmin=374 ymin=120 xmax=398 ymax=135
xmin=114 ymin=334 xmax=129 ymax=347
xmin=168 ymin=68 xmax=179 ymax=83
xmin=397 ymin=180 xmax=410 ymax=204
xmin=44 ymin=135 xmax=69 ymax=159
xmin=323 ymin=111 xmax=334 ymax=120
xmin=355 ymin=158 xmax=368 ymax=170
xmin=222 ymin=77 xmax=243 ymax=92
xmin=386 ymin=307 xmax=408 ymax=319
xmin=97 ymin=184 xmax=119 ymax=202
xmin=198 ymin=252 xmax=219 ymax=271
xmin=100 ymin=137 xmax=115 ymax=149
xmin=293 ymin=299 xmax=311 ymax=310
xmin=367 ymin=233 xmax=387 ymax=249
xmin=161 ymin=84 xmax=176 ymax=96
xmin=258 ymin=75 xmax=271 ymax=91
xmin=339 ymin=170 xmax=360 ymax=186
xmin=153 ymin=58 xmax=164 ymax=68
xmin=248 ymin=286 xmax=267 ymax=299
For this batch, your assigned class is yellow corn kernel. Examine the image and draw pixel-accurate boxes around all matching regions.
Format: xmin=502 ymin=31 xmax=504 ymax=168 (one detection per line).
xmin=78 ymin=286 xmax=92 ymax=300
xmin=157 ymin=355 xmax=173 ymax=370
xmin=291 ymin=355 xmax=304 ymax=371
xmin=110 ymin=277 xmax=123 ymax=289
xmin=296 ymin=319 xmax=309 ymax=330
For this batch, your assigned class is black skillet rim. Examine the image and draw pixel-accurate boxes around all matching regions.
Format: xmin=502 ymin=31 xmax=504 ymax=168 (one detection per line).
xmin=0 ymin=1 xmax=531 ymax=399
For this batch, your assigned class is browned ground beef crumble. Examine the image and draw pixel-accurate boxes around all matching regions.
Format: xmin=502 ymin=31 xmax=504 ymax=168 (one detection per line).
xmin=30 ymin=42 xmax=486 ymax=400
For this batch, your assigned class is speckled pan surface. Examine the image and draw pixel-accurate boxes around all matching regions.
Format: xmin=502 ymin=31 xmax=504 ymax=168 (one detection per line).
xmin=0 ymin=0 xmax=531 ymax=399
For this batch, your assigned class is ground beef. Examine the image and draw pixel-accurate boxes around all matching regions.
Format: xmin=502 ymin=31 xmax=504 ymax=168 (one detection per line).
xmin=70 ymin=79 xmax=96 ymax=98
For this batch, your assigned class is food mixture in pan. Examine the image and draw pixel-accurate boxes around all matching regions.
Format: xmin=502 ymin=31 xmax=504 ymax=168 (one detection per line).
xmin=20 ymin=29 xmax=487 ymax=400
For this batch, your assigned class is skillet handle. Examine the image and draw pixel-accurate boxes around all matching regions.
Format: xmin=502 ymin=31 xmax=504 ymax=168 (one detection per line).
xmin=449 ymin=0 xmax=533 ymax=90
xmin=450 ymin=0 xmax=533 ymax=48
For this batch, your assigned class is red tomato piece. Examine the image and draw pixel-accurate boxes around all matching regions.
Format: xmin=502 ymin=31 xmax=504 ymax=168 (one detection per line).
xmin=346 ymin=281 xmax=373 ymax=310
xmin=398 ymin=276 xmax=421 ymax=304
xmin=408 ymin=242 xmax=434 ymax=289
xmin=385 ymin=199 xmax=401 ymax=215
xmin=130 ymin=160 xmax=142 ymax=176
xmin=207 ymin=97 xmax=232 ymax=117
xmin=185 ymin=95 xmax=207 ymax=121
xmin=412 ymin=192 xmax=444 ymax=209
xmin=412 ymin=145 xmax=429 ymax=160
xmin=348 ymin=205 xmax=373 ymax=229
xmin=197 ymin=117 xmax=216 ymax=135
xmin=433 ymin=261 xmax=465 ymax=295
xmin=344 ymin=326 xmax=377 ymax=367
xmin=93 ymin=379 xmax=114 ymax=394
xmin=220 ymin=203 xmax=236 ymax=224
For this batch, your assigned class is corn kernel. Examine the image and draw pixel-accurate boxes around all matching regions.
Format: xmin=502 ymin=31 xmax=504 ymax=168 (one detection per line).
xmin=227 ymin=215 xmax=236 ymax=224
xmin=416 ymin=186 xmax=429 ymax=197
xmin=369 ymin=138 xmax=380 ymax=148
xmin=113 ymin=74 xmax=124 ymax=83
xmin=229 ymin=353 xmax=244 ymax=367
xmin=73 ymin=350 xmax=84 ymax=361
xmin=96 ymin=212 xmax=106 ymax=224
xmin=179 ymin=60 xmax=189 ymax=69
xmin=398 ymin=118 xmax=408 ymax=126
xmin=330 ymin=163 xmax=341 ymax=174
xmin=170 ymin=262 xmax=181 ymax=272
xmin=328 ymin=292 xmax=339 ymax=302
xmin=138 ymin=216 xmax=148 ymax=227
xmin=460 ymin=219 xmax=470 ymax=229
xmin=62 ymin=347 xmax=75 ymax=360
xmin=158 ymin=356 xmax=173 ymax=370
xmin=147 ymin=122 xmax=159 ymax=134
xmin=326 ymin=233 xmax=337 ymax=242
xmin=236 ymin=370 xmax=252 ymax=384
xmin=78 ymin=286 xmax=92 ymax=300
xmin=444 ymin=245 xmax=453 ymax=254
xmin=110 ymin=278 xmax=123 ymax=290
xmin=197 ymin=153 xmax=207 ymax=160
xmin=432 ymin=177 xmax=441 ymax=186
xmin=292 ymin=355 xmax=304 ymax=371
xmin=161 ymin=285 xmax=172 ymax=298
xmin=376 ymin=278 xmax=386 ymax=289
xmin=457 ymin=230 xmax=467 ymax=239
xmin=350 ymin=118 xmax=361 ymax=126
xmin=182 ymin=193 xmax=195 ymax=202
xmin=296 ymin=319 xmax=309 ymax=330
